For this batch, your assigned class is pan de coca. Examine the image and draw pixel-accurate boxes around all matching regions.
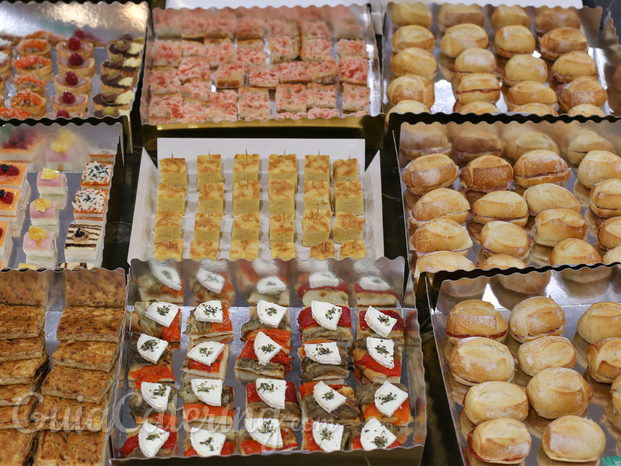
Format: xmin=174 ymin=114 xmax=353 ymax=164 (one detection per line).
xmin=392 ymin=25 xmax=435 ymax=53
xmin=412 ymin=218 xmax=472 ymax=257
xmin=495 ymin=25 xmax=536 ymax=58
xmin=506 ymin=81 xmax=558 ymax=112
xmin=551 ymin=51 xmax=598 ymax=83
xmin=587 ymin=337 xmax=621 ymax=383
xmin=524 ymin=184 xmax=581 ymax=216
xmin=470 ymin=418 xmax=531 ymax=464
xmin=533 ymin=209 xmax=587 ymax=247
xmin=517 ymin=336 xmax=576 ymax=377
xmin=567 ymin=104 xmax=606 ymax=117
xmin=568 ymin=131 xmax=615 ymax=166
xmin=598 ymin=217 xmax=621 ymax=251
xmin=454 ymin=73 xmax=501 ymax=105
xmin=410 ymin=188 xmax=469 ymax=228
xmin=438 ymin=3 xmax=485 ymax=30
xmin=401 ymin=154 xmax=458 ymax=195
xmin=535 ymin=7 xmax=581 ymax=35
xmin=591 ymin=178 xmax=621 ymax=218
xmin=460 ymin=155 xmax=513 ymax=193
xmin=387 ymin=75 xmax=435 ymax=107
xmin=578 ymin=302 xmax=621 ymax=344
xmin=503 ymin=54 xmax=548 ymax=87
xmin=509 ymin=296 xmax=565 ymax=343
xmin=558 ymin=77 xmax=607 ymax=113
xmin=456 ymin=101 xmax=499 ymax=115
xmin=464 ymin=382 xmax=528 ymax=425
xmin=513 ymin=150 xmax=570 ymax=188
xmin=446 ymin=300 xmax=507 ymax=345
xmin=540 ymin=27 xmax=588 ymax=61
xmin=526 ymin=367 xmax=593 ymax=419
xmin=449 ymin=337 xmax=515 ymax=386
xmin=511 ymin=103 xmax=558 ymax=116
xmin=451 ymin=128 xmax=504 ymax=165
xmin=577 ymin=150 xmax=621 ymax=189
xmin=391 ymin=47 xmax=438 ymax=81
xmin=472 ymin=191 xmax=529 ymax=227
xmin=481 ymin=221 xmax=530 ymax=261
xmin=391 ymin=2 xmax=432 ymax=28
xmin=491 ymin=5 xmax=531 ymax=30
xmin=504 ymin=132 xmax=559 ymax=164
xmin=549 ymin=238 xmax=602 ymax=265
xmin=543 ymin=416 xmax=605 ymax=462
xmin=440 ymin=23 xmax=489 ymax=58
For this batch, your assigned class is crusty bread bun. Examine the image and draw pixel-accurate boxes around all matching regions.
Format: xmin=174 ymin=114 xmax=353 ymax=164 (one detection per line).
xmin=440 ymin=24 xmax=488 ymax=58
xmin=391 ymin=2 xmax=432 ymax=28
xmin=506 ymin=81 xmax=558 ymax=112
xmin=509 ymin=296 xmax=565 ymax=343
xmin=480 ymin=255 xmax=551 ymax=294
xmin=517 ymin=336 xmax=576 ymax=377
xmin=526 ymin=367 xmax=593 ymax=419
xmin=387 ymin=75 xmax=435 ymax=107
xmin=481 ymin=221 xmax=530 ymax=261
xmin=446 ymin=300 xmax=507 ymax=345
xmin=412 ymin=218 xmax=472 ymax=257
xmin=598 ymin=218 xmax=621 ymax=250
xmin=567 ymin=104 xmax=606 ymax=117
xmin=391 ymin=47 xmax=438 ymax=81
xmin=524 ymin=184 xmax=581 ymax=217
xmin=413 ymin=250 xmax=474 ymax=283
xmin=454 ymin=73 xmax=501 ymax=105
xmin=578 ymin=150 xmax=621 ymax=189
xmin=591 ymin=178 xmax=621 ymax=218
xmin=558 ymin=76 xmax=607 ymax=113
xmin=540 ymin=27 xmax=588 ymax=61
xmin=479 ymin=254 xmax=525 ymax=270
xmin=612 ymin=374 xmax=621 ymax=413
xmin=567 ymin=131 xmax=616 ymax=166
xmin=470 ymin=418 xmax=531 ymax=464
xmin=410 ymin=188 xmax=469 ymax=227
xmin=385 ymin=100 xmax=430 ymax=127
xmin=454 ymin=48 xmax=497 ymax=77
xmin=464 ymin=382 xmax=528 ymax=425
xmin=460 ymin=155 xmax=513 ymax=193
xmin=511 ymin=103 xmax=558 ymax=116
xmin=451 ymin=128 xmax=504 ymax=165
xmin=542 ymin=416 xmax=605 ymax=462
xmin=472 ymin=191 xmax=528 ymax=227
xmin=494 ymin=25 xmax=536 ymax=58
xmin=603 ymin=245 xmax=621 ymax=266
xmin=392 ymin=25 xmax=435 ymax=53
xmin=503 ymin=54 xmax=548 ymax=87
xmin=578 ymin=302 xmax=621 ymax=344
xmin=504 ymin=132 xmax=559 ymax=164
xmin=587 ymin=337 xmax=621 ymax=383
xmin=549 ymin=238 xmax=602 ymax=265
xmin=401 ymin=154 xmax=458 ymax=195
xmin=456 ymin=101 xmax=499 ymax=115
xmin=533 ymin=209 xmax=587 ymax=247
xmin=438 ymin=3 xmax=485 ymax=30
xmin=535 ymin=7 xmax=581 ymax=35
xmin=491 ymin=5 xmax=531 ymax=30
xmin=449 ymin=337 xmax=515 ymax=386
xmin=551 ymin=51 xmax=598 ymax=83
xmin=399 ymin=123 xmax=451 ymax=160
xmin=513 ymin=150 xmax=570 ymax=188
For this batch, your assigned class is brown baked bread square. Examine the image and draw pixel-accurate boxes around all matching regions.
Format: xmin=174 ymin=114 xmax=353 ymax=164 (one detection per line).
xmin=0 ymin=430 xmax=37 ymax=465
xmin=0 ymin=354 xmax=48 ymax=386
xmin=32 ymin=395 xmax=109 ymax=431
xmin=64 ymin=268 xmax=126 ymax=308
xmin=0 ymin=375 xmax=44 ymax=406
xmin=56 ymin=306 xmax=124 ymax=342
xmin=53 ymin=341 xmax=119 ymax=372
xmin=0 ymin=305 xmax=45 ymax=340
xmin=0 ymin=396 xmax=37 ymax=429
xmin=34 ymin=430 xmax=106 ymax=466
xmin=41 ymin=365 xmax=115 ymax=404
xmin=0 ymin=334 xmax=45 ymax=362
xmin=0 ymin=269 xmax=48 ymax=306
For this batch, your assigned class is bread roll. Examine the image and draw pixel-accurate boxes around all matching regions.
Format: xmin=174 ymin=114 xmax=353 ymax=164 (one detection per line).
xmin=567 ymin=104 xmax=606 ymax=117
xmin=598 ymin=218 xmax=621 ymax=251
xmin=446 ymin=300 xmax=507 ymax=345
xmin=454 ymin=48 xmax=497 ymax=77
xmin=491 ymin=5 xmax=531 ymax=30
xmin=551 ymin=51 xmax=598 ymax=83
xmin=400 ymin=123 xmax=450 ymax=160
xmin=456 ymin=101 xmax=499 ymax=115
xmin=535 ymin=7 xmax=581 ymax=35
xmin=512 ymin=103 xmax=558 ymax=116
xmin=558 ymin=76 xmax=607 ymax=113
xmin=540 ymin=27 xmax=588 ymax=61
xmin=385 ymin=100 xmax=430 ymax=126
xmin=391 ymin=2 xmax=432 ymax=28
xmin=464 ymin=382 xmax=528 ymax=425
xmin=533 ymin=209 xmax=587 ymax=247
xmin=481 ymin=221 xmax=530 ymax=261
xmin=392 ymin=25 xmax=435 ymax=53
xmin=567 ymin=131 xmax=616 ymax=166
xmin=470 ymin=418 xmax=531 ymax=464
xmin=387 ymin=75 xmax=435 ymax=107
xmin=591 ymin=178 xmax=621 ymax=218
xmin=542 ymin=416 xmax=605 ymax=462
xmin=451 ymin=128 xmax=504 ymax=165
xmin=479 ymin=254 xmax=525 ymax=270
xmin=513 ymin=150 xmax=570 ymax=188
xmin=526 ymin=367 xmax=593 ymax=419
xmin=587 ymin=337 xmax=621 ymax=383
xmin=503 ymin=54 xmax=548 ymax=87
xmin=438 ymin=3 xmax=485 ymax=30
xmin=517 ymin=336 xmax=576 ymax=376
xmin=524 ymin=183 xmax=581 ymax=216
xmin=578 ymin=302 xmax=621 ymax=344
xmin=549 ymin=238 xmax=602 ymax=265
xmin=603 ymin=245 xmax=621 ymax=266
xmin=391 ymin=47 xmax=437 ymax=81
xmin=506 ymin=81 xmax=558 ymax=112
xmin=449 ymin=337 xmax=515 ymax=386
xmin=495 ymin=25 xmax=536 ymax=58
xmin=413 ymin=218 xmax=472 ymax=257
xmin=410 ymin=188 xmax=469 ymax=227
xmin=504 ymin=132 xmax=559 ymax=164
xmin=472 ymin=191 xmax=528 ymax=227
xmin=413 ymin=250 xmax=474 ymax=283
xmin=401 ymin=154 xmax=458 ymax=195
xmin=509 ymin=296 xmax=565 ymax=343
xmin=612 ymin=374 xmax=621 ymax=413
xmin=440 ymin=24 xmax=488 ymax=58
xmin=454 ymin=73 xmax=501 ymax=105
xmin=578 ymin=150 xmax=621 ymax=189
xmin=460 ymin=155 xmax=513 ymax=193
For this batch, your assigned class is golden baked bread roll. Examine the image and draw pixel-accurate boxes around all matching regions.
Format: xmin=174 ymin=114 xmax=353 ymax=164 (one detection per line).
xmin=542 ymin=416 xmax=606 ymax=462
xmin=568 ymin=131 xmax=616 ymax=166
xmin=440 ymin=24 xmax=488 ymax=58
xmin=464 ymin=382 xmax=528 ymax=426
xmin=450 ymin=127 xmax=504 ymax=165
xmin=504 ymin=132 xmax=559 ymax=164
xmin=491 ymin=5 xmax=530 ymax=30
xmin=551 ymin=51 xmax=598 ymax=83
xmin=578 ymin=302 xmax=621 ymax=344
xmin=456 ymin=101 xmax=499 ymax=115
xmin=471 ymin=191 xmax=528 ymax=227
xmin=449 ymin=337 xmax=515 ymax=386
xmin=532 ymin=209 xmax=587 ymax=247
xmin=598 ymin=218 xmax=621 ymax=251
xmin=494 ymin=25 xmax=536 ymax=58
xmin=558 ymin=77 xmax=607 ymax=113
xmin=412 ymin=218 xmax=472 ymax=257
xmin=591 ymin=178 xmax=621 ymax=218
xmin=549 ymin=238 xmax=602 ymax=265
xmin=512 ymin=103 xmax=558 ymax=116
xmin=410 ymin=188 xmax=469 ymax=228
xmin=385 ymin=100 xmax=430 ymax=127
xmin=438 ymin=3 xmax=484 ymax=30
xmin=535 ymin=7 xmax=581 ymax=35
xmin=526 ymin=367 xmax=593 ymax=419
xmin=567 ymin=104 xmax=606 ymax=117
xmin=446 ymin=299 xmax=507 ymax=345
xmin=392 ymin=25 xmax=435 ymax=53
xmin=540 ymin=27 xmax=588 ymax=61
xmin=470 ymin=418 xmax=531 ymax=464
xmin=391 ymin=2 xmax=432 ymax=28
xmin=603 ymin=246 xmax=621 ymax=266
xmin=524 ymin=183 xmax=581 ymax=216
xmin=460 ymin=155 xmax=513 ymax=193
xmin=391 ymin=47 xmax=437 ymax=81
xmin=577 ymin=150 xmax=621 ymax=189
xmin=587 ymin=337 xmax=621 ymax=383
xmin=454 ymin=48 xmax=497 ymax=78
xmin=506 ymin=81 xmax=558 ymax=112
xmin=481 ymin=221 xmax=530 ymax=261
xmin=400 ymin=123 xmax=450 ymax=160
xmin=517 ymin=336 xmax=576 ymax=376
xmin=513 ymin=150 xmax=570 ymax=188
xmin=454 ymin=73 xmax=501 ymax=105
xmin=479 ymin=254 xmax=525 ymax=270
xmin=509 ymin=296 xmax=565 ymax=343
xmin=413 ymin=250 xmax=475 ymax=283
xmin=387 ymin=75 xmax=435 ymax=107
xmin=503 ymin=54 xmax=548 ymax=87
xmin=401 ymin=153 xmax=458 ymax=195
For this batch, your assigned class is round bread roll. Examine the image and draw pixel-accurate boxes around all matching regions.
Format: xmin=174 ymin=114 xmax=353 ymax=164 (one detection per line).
xmin=401 ymin=154 xmax=458 ymax=196
xmin=392 ymin=25 xmax=435 ymax=53
xmin=481 ymin=221 xmax=530 ymax=261
xmin=387 ymin=75 xmax=435 ymax=107
xmin=513 ymin=150 xmax=571 ymax=188
xmin=517 ymin=336 xmax=576 ymax=376
xmin=470 ymin=418 xmax=531 ymax=464
xmin=456 ymin=101 xmax=499 ymax=115
xmin=504 ymin=132 xmax=560 ymax=164
xmin=479 ymin=254 xmax=525 ymax=270
xmin=558 ymin=76 xmax=607 ymax=113
xmin=440 ymin=24 xmax=489 ymax=58
xmin=412 ymin=218 xmax=472 ymax=257
xmin=460 ymin=155 xmax=513 ymax=193
xmin=509 ymin=296 xmax=565 ymax=343
xmin=503 ymin=54 xmax=548 ymax=87
xmin=578 ymin=150 xmax=621 ymax=189
xmin=454 ymin=48 xmax=497 ymax=77
xmin=464 ymin=382 xmax=528 ymax=425
xmin=549 ymin=238 xmax=602 ymax=265
xmin=535 ymin=7 xmax=581 ymax=35
xmin=451 ymin=128 xmax=504 ymax=165
xmin=472 ymin=191 xmax=529 ymax=227
xmin=438 ymin=3 xmax=485 ymax=30
xmin=591 ymin=178 xmax=621 ymax=218
xmin=578 ymin=302 xmax=621 ymax=344
xmin=612 ymin=374 xmax=621 ymax=413
xmin=454 ymin=73 xmax=501 ymax=105
xmin=413 ymin=250 xmax=475 ymax=283
xmin=551 ymin=51 xmax=598 ymax=83
xmin=542 ymin=416 xmax=606 ymax=462
xmin=603 ymin=245 xmax=621 ymax=266
xmin=524 ymin=184 xmax=581 ymax=216
xmin=391 ymin=2 xmax=432 ymax=28
xmin=598 ymin=218 xmax=621 ymax=251
xmin=385 ymin=100 xmax=430 ymax=127
xmin=449 ymin=337 xmax=515 ymax=386
xmin=410 ymin=188 xmax=469 ymax=227
xmin=495 ymin=25 xmax=536 ymax=58
xmin=491 ymin=5 xmax=531 ymax=30
xmin=533 ymin=209 xmax=587 ymax=247
xmin=446 ymin=299 xmax=507 ymax=345
xmin=540 ymin=27 xmax=588 ymax=61
xmin=587 ymin=337 xmax=621 ymax=383
xmin=567 ymin=104 xmax=606 ymax=117
xmin=400 ymin=123 xmax=450 ymax=160
xmin=568 ymin=131 xmax=616 ymax=166
xmin=512 ymin=103 xmax=558 ymax=116
xmin=506 ymin=81 xmax=558 ymax=112
xmin=526 ymin=367 xmax=593 ymax=419
xmin=480 ymin=255 xmax=550 ymax=294
xmin=391 ymin=47 xmax=438 ymax=81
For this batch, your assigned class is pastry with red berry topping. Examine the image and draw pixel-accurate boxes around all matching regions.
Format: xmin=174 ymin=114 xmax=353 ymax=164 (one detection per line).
xmin=0 ymin=221 xmax=12 ymax=267
xmin=50 ymin=91 xmax=89 ymax=118
xmin=54 ymin=71 xmax=92 ymax=96
xmin=14 ymin=75 xmax=46 ymax=97
xmin=16 ymin=39 xmax=51 ymax=59
xmin=14 ymin=55 xmax=53 ymax=82
xmin=92 ymin=89 xmax=134 ymax=113
xmin=23 ymin=226 xmax=57 ymax=269
xmin=10 ymin=90 xmax=47 ymax=118
xmin=56 ymin=36 xmax=94 ymax=60
xmin=58 ymin=52 xmax=95 ymax=78
xmin=0 ymin=163 xmax=27 ymax=191
xmin=0 ymin=188 xmax=21 ymax=217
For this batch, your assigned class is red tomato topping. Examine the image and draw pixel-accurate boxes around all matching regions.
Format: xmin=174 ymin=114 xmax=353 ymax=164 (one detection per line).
xmin=161 ymin=311 xmax=181 ymax=342
xmin=358 ymin=354 xmax=401 ymax=377
xmin=183 ymin=403 xmax=234 ymax=422
xmin=364 ymin=400 xmax=410 ymax=425
xmin=129 ymin=365 xmax=175 ymax=388
xmin=358 ymin=309 xmax=404 ymax=332
xmin=246 ymin=380 xmax=296 ymax=404
xmin=297 ymin=306 xmax=352 ymax=331
xmin=14 ymin=55 xmax=51 ymax=68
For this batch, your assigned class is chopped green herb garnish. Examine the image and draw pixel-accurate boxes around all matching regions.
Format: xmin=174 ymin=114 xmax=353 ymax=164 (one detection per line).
xmin=320 ymin=428 xmax=333 ymax=441
xmin=258 ymin=382 xmax=275 ymax=392
xmin=140 ymin=339 xmax=157 ymax=352
xmin=317 ymin=345 xmax=332 ymax=355
xmin=265 ymin=307 xmax=278 ymax=316
xmin=379 ymin=393 xmax=397 ymax=404
xmin=257 ymin=420 xmax=274 ymax=434
xmin=372 ymin=436 xmax=388 ymax=449
xmin=322 ymin=391 xmax=335 ymax=400
xmin=146 ymin=433 xmax=160 ymax=441
xmin=199 ymin=347 xmax=214 ymax=357
xmin=261 ymin=344 xmax=276 ymax=353
xmin=375 ymin=345 xmax=389 ymax=355
xmin=377 ymin=315 xmax=391 ymax=326
xmin=152 ymin=385 xmax=168 ymax=397
xmin=157 ymin=305 xmax=170 ymax=316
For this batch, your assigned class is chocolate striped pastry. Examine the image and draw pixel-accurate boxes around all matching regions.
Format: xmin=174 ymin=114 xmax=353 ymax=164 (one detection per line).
xmin=63 ymin=222 xmax=104 ymax=266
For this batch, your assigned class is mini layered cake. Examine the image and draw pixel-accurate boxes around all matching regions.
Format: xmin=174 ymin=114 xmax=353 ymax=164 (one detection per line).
xmin=72 ymin=189 xmax=108 ymax=224
xmin=0 ymin=184 xmax=29 ymax=236
xmin=36 ymin=168 xmax=68 ymax=207
xmin=101 ymin=54 xmax=140 ymax=81
xmin=80 ymin=162 xmax=113 ymax=190
xmin=0 ymin=220 xmax=12 ymax=268
xmin=107 ymin=37 xmax=143 ymax=59
xmin=29 ymin=198 xmax=59 ymax=236
xmin=45 ymin=131 xmax=81 ymax=171
xmin=0 ymin=163 xmax=27 ymax=191
xmin=23 ymin=226 xmax=56 ymax=269
xmin=64 ymin=222 xmax=104 ymax=267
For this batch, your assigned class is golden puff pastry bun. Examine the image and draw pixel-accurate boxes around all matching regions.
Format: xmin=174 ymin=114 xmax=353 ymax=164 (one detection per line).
xmin=471 ymin=191 xmax=529 ymax=227
xmin=409 ymin=188 xmax=469 ymax=228
xmin=567 ymin=104 xmax=606 ymax=118
xmin=549 ymin=238 xmax=602 ymax=265
xmin=480 ymin=221 xmax=530 ymax=262
xmin=567 ymin=130 xmax=616 ymax=166
xmin=542 ymin=416 xmax=606 ymax=462
xmin=513 ymin=149 xmax=571 ymax=188
xmin=491 ymin=5 xmax=530 ymax=30
xmin=470 ymin=418 xmax=531 ymax=464
xmin=551 ymin=51 xmax=598 ymax=83
xmin=460 ymin=155 xmax=513 ymax=193
xmin=508 ymin=296 xmax=565 ymax=343
xmin=412 ymin=218 xmax=472 ymax=257
xmin=517 ymin=336 xmax=576 ymax=377
xmin=445 ymin=300 xmax=508 ymax=345
xmin=526 ymin=367 xmax=593 ymax=419
xmin=449 ymin=337 xmax=515 ymax=386
xmin=557 ymin=76 xmax=607 ymax=114
xmin=504 ymin=132 xmax=559 ymax=164
xmin=494 ymin=25 xmax=536 ymax=59
xmin=598 ymin=218 xmax=621 ymax=251
xmin=464 ymin=381 xmax=529 ymax=425
xmin=587 ymin=337 xmax=621 ymax=383
xmin=438 ymin=3 xmax=484 ymax=30
xmin=535 ymin=7 xmax=581 ymax=35
xmin=540 ymin=27 xmax=588 ymax=61
xmin=502 ymin=54 xmax=548 ymax=88
xmin=391 ymin=47 xmax=438 ymax=81
xmin=387 ymin=75 xmax=435 ymax=107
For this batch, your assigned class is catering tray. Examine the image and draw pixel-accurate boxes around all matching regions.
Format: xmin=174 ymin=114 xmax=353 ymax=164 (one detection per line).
xmin=381 ymin=3 xmax=621 ymax=117
xmin=139 ymin=4 xmax=384 ymax=150
xmin=425 ymin=263 xmax=621 ymax=465
xmin=110 ymin=257 xmax=425 ymax=465
xmin=128 ymin=138 xmax=384 ymax=263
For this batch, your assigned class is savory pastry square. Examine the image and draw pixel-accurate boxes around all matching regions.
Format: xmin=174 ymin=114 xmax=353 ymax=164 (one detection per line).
xmin=184 ymin=300 xmax=234 ymax=345
xmin=56 ymin=306 xmax=124 ymax=343
xmin=301 ymin=39 xmax=332 ymax=62
xmin=53 ymin=340 xmax=120 ymax=372
xmin=306 ymin=83 xmax=337 ymax=109
xmin=64 ymin=268 xmax=125 ymax=308
xmin=238 ymin=420 xmax=298 ymax=454
xmin=194 ymin=212 xmax=223 ymax=242
xmin=353 ymin=337 xmax=402 ymax=384
xmin=156 ymin=183 xmax=186 ymax=213
xmin=234 ymin=329 xmax=292 ymax=383
xmin=120 ymin=422 xmax=177 ymax=458
xmin=269 ymin=154 xmax=298 ymax=184
xmin=247 ymin=275 xmax=290 ymax=307
xmin=230 ymin=240 xmax=260 ymax=261
xmin=130 ymin=383 xmax=177 ymax=427
xmin=239 ymin=87 xmax=271 ymax=120
xmin=342 ymin=83 xmax=370 ymax=113
xmin=357 ymin=308 xmax=404 ymax=344
xmin=333 ymin=158 xmax=359 ymax=182
xmin=298 ymin=341 xmax=350 ymax=384
xmin=182 ymin=341 xmax=230 ymax=381
xmin=270 ymin=214 xmax=295 ymax=244
xmin=136 ymin=262 xmax=184 ymax=304
xmin=0 ymin=334 xmax=44 ymax=362
xmin=0 ymin=353 xmax=48 ymax=386
xmin=304 ymin=180 xmax=331 ymax=211
xmin=297 ymin=301 xmax=354 ymax=344
xmin=333 ymin=212 xmax=364 ymax=243
xmin=338 ymin=56 xmax=369 ymax=85
xmin=134 ymin=301 xmax=182 ymax=344
xmin=334 ymin=180 xmax=364 ymax=215
xmin=248 ymin=64 xmax=280 ymax=89
xmin=153 ymin=211 xmax=183 ymax=243
xmin=180 ymin=379 xmax=235 ymax=430
xmin=153 ymin=239 xmax=184 ymax=261
xmin=33 ymin=395 xmax=109 ymax=431
xmin=296 ymin=271 xmax=348 ymax=307
xmin=302 ymin=209 xmax=331 ymax=247
xmin=0 ymin=430 xmax=37 ymax=464
xmin=310 ymin=241 xmax=336 ymax=260
xmin=232 ymin=212 xmax=261 ymax=241
xmin=299 ymin=20 xmax=331 ymax=40
xmin=128 ymin=335 xmax=175 ymax=389
xmin=340 ymin=240 xmax=366 ymax=260
xmin=271 ymin=242 xmax=297 ymax=260
xmin=213 ymin=63 xmax=246 ymax=88
xmin=197 ymin=183 xmax=224 ymax=214
xmin=233 ymin=180 xmax=260 ymax=215
xmin=275 ymin=84 xmax=307 ymax=113
xmin=246 ymin=379 xmax=301 ymax=427
xmin=189 ymin=240 xmax=219 ymax=261
xmin=268 ymin=179 xmax=296 ymax=215
xmin=354 ymin=277 xmax=399 ymax=308
xmin=0 ymin=378 xmax=43 ymax=406
xmin=304 ymin=155 xmax=330 ymax=182
xmin=41 ymin=365 xmax=115 ymax=403
xmin=298 ymin=381 xmax=361 ymax=425
xmin=240 ymin=302 xmax=291 ymax=341
xmin=301 ymin=419 xmax=352 ymax=452
xmin=159 ymin=156 xmax=188 ymax=187
xmin=269 ymin=36 xmax=300 ymax=63
xmin=197 ymin=154 xmax=223 ymax=187
xmin=236 ymin=18 xmax=266 ymax=41
xmin=0 ymin=396 xmax=37 ymax=429
xmin=34 ymin=430 xmax=106 ymax=466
